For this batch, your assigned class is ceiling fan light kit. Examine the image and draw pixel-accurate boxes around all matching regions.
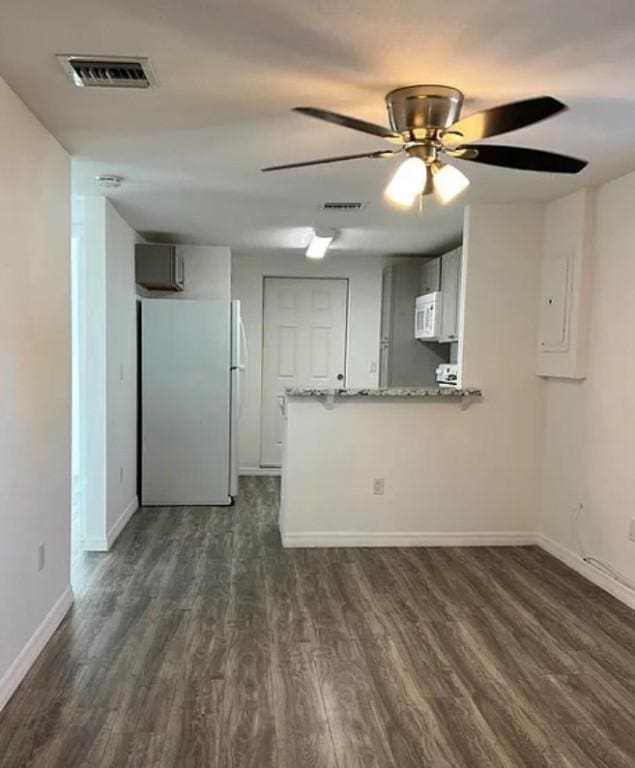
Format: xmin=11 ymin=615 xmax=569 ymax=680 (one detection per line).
xmin=384 ymin=156 xmax=428 ymax=207
xmin=263 ymin=84 xmax=587 ymax=209
xmin=432 ymin=162 xmax=471 ymax=205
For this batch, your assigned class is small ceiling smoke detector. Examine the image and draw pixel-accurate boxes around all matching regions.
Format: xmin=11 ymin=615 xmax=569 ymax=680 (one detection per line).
xmin=56 ymin=55 xmax=156 ymax=88
xmin=96 ymin=174 xmax=124 ymax=189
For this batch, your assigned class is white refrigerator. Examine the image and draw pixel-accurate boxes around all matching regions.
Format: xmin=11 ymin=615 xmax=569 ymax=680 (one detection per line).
xmin=141 ymin=299 xmax=245 ymax=505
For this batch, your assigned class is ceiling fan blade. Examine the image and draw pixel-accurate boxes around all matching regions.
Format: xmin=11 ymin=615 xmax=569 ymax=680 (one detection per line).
xmin=444 ymin=97 xmax=567 ymax=144
xmin=455 ymin=144 xmax=587 ymax=173
xmin=294 ymin=106 xmax=401 ymax=140
xmin=262 ymin=149 xmax=398 ymax=172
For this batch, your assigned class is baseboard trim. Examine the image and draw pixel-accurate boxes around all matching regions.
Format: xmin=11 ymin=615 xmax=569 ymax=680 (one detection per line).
xmin=0 ymin=585 xmax=74 ymax=712
xmin=82 ymin=496 xmax=138 ymax=553
xmin=538 ymin=535 xmax=635 ymax=610
xmin=81 ymin=536 xmax=108 ymax=552
xmin=281 ymin=530 xmax=537 ymax=548
xmin=107 ymin=496 xmax=138 ymax=549
xmin=239 ymin=466 xmax=281 ymax=477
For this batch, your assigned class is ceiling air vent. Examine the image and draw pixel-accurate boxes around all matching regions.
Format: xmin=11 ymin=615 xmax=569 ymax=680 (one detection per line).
xmin=321 ymin=202 xmax=367 ymax=212
xmin=57 ymin=55 xmax=156 ymax=88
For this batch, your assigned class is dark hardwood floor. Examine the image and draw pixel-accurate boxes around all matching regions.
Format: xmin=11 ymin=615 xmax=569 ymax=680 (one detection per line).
xmin=1 ymin=476 xmax=634 ymax=767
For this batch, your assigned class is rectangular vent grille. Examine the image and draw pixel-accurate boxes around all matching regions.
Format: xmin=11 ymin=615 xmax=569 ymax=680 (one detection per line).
xmin=57 ymin=55 xmax=155 ymax=88
xmin=321 ymin=202 xmax=366 ymax=211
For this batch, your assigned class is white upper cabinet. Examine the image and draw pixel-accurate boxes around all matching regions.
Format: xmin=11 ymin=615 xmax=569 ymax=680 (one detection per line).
xmin=420 ymin=257 xmax=441 ymax=294
xmin=439 ymin=247 xmax=462 ymax=343
xmin=537 ymin=188 xmax=594 ymax=379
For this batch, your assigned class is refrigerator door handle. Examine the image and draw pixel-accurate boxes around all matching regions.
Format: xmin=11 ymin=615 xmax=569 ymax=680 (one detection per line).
xmin=237 ymin=367 xmax=243 ymax=419
xmin=239 ymin=317 xmax=248 ymax=372
xmin=229 ymin=366 xmax=240 ymax=497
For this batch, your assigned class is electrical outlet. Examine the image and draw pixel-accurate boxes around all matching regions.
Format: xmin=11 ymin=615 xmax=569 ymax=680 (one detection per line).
xmin=369 ymin=361 xmax=378 ymax=374
xmin=37 ymin=544 xmax=45 ymax=572
xmin=372 ymin=478 xmax=385 ymax=495
xmin=629 ymin=518 xmax=635 ymax=542
xmin=120 ymin=465 xmax=124 ymax=483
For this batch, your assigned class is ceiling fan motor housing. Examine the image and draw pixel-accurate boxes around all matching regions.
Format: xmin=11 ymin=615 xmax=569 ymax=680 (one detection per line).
xmin=385 ymin=85 xmax=464 ymax=135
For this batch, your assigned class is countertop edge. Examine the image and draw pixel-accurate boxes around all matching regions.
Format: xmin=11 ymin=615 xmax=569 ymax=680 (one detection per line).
xmin=284 ymin=387 xmax=483 ymax=399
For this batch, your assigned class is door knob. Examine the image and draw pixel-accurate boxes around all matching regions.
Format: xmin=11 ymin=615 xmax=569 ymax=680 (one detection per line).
xmin=337 ymin=373 xmax=344 ymax=382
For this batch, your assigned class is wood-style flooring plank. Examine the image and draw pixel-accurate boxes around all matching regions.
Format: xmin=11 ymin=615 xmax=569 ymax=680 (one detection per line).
xmin=0 ymin=476 xmax=634 ymax=768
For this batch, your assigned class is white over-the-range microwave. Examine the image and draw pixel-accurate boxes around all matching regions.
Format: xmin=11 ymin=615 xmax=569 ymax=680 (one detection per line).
xmin=414 ymin=291 xmax=442 ymax=340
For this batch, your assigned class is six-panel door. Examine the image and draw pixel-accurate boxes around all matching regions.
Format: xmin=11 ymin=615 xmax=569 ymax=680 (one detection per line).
xmin=260 ymin=277 xmax=348 ymax=467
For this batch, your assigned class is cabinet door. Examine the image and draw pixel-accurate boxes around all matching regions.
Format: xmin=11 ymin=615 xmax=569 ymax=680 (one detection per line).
xmin=420 ymin=257 xmax=441 ymax=293
xmin=439 ymin=248 xmax=461 ymax=343
xmin=379 ymin=266 xmax=394 ymax=386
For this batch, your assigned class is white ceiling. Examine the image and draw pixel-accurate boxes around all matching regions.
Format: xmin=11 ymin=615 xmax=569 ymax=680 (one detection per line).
xmin=2 ymin=0 xmax=635 ymax=254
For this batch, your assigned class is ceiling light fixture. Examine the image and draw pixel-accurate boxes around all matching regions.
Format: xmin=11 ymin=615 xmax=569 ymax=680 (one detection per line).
xmin=384 ymin=156 xmax=428 ymax=207
xmin=431 ymin=162 xmax=470 ymax=205
xmin=306 ymin=228 xmax=336 ymax=259
xmin=263 ymin=85 xmax=588 ymax=208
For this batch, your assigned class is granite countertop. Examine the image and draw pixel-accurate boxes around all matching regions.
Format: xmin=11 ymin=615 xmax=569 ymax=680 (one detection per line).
xmin=284 ymin=386 xmax=482 ymax=398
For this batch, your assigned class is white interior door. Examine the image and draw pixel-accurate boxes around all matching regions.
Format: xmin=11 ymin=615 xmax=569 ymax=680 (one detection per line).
xmin=261 ymin=277 xmax=348 ymax=467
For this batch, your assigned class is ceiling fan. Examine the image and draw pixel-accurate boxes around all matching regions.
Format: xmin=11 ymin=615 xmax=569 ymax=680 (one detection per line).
xmin=262 ymin=85 xmax=587 ymax=207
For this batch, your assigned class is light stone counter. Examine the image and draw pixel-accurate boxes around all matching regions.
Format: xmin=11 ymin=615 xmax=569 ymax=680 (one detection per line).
xmin=284 ymin=386 xmax=482 ymax=399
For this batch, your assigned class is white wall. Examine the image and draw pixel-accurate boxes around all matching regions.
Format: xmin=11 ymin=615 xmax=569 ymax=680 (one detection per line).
xmin=83 ymin=198 xmax=107 ymax=546
xmin=0 ymin=77 xmax=72 ymax=707
xmin=282 ymin=204 xmax=546 ymax=541
xmin=541 ymin=171 xmax=635 ymax=584
xmin=83 ymin=197 xmax=139 ymax=549
xmin=105 ymin=202 xmax=139 ymax=534
xmin=231 ymin=251 xmax=388 ymax=471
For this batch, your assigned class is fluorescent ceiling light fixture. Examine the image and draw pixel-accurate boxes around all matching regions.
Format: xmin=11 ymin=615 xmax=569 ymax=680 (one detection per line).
xmin=433 ymin=162 xmax=470 ymax=205
xmin=306 ymin=228 xmax=336 ymax=259
xmin=384 ymin=156 xmax=428 ymax=208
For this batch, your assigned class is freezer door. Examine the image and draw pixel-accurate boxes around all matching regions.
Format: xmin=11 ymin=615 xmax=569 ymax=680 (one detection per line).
xmin=142 ymin=299 xmax=232 ymax=505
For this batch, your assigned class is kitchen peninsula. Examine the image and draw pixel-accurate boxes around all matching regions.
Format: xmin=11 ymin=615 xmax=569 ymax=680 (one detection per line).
xmin=277 ymin=385 xmax=520 ymax=550
xmin=278 ymin=203 xmax=546 ymax=554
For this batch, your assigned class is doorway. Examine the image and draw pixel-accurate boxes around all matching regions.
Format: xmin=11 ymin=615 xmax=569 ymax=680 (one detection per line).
xmin=260 ymin=277 xmax=348 ymax=467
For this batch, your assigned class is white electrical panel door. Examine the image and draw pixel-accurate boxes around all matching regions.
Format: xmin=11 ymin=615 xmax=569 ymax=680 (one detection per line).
xmin=538 ymin=251 xmax=573 ymax=353
xmin=261 ymin=277 xmax=348 ymax=468
xmin=536 ymin=188 xmax=594 ymax=379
